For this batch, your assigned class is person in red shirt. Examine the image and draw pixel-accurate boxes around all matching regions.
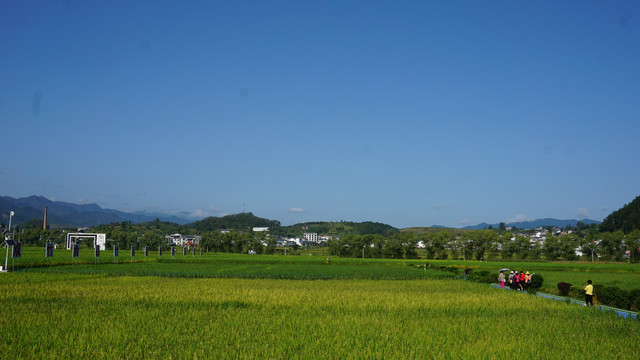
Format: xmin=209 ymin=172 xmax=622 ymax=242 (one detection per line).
xmin=518 ymin=271 xmax=525 ymax=290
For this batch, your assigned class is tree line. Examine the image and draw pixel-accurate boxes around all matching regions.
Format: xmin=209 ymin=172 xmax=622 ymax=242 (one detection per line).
xmin=328 ymin=228 xmax=640 ymax=263
xmin=7 ymin=194 xmax=640 ymax=262
xmin=7 ymin=223 xmax=640 ymax=262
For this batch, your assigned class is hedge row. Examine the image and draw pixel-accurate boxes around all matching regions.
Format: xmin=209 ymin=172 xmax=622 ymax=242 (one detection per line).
xmin=564 ymin=284 xmax=640 ymax=311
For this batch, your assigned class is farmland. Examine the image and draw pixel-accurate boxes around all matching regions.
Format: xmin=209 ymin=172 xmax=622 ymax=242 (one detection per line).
xmin=1 ymin=248 xmax=639 ymax=359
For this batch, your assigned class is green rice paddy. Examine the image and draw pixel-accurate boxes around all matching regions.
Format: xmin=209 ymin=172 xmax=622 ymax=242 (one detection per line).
xmin=1 ymin=247 xmax=639 ymax=359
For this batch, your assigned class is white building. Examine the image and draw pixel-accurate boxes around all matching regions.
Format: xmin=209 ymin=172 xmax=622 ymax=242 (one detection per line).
xmin=166 ymin=234 xmax=201 ymax=246
xmin=283 ymin=237 xmax=303 ymax=246
xmin=304 ymin=232 xmax=318 ymax=243
xmin=253 ymin=227 xmax=269 ymax=232
xmin=530 ymin=231 xmax=547 ymax=243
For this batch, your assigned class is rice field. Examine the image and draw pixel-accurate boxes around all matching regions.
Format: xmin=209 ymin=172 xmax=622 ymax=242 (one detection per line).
xmin=22 ymin=260 xmax=458 ymax=280
xmin=2 ymin=248 xmax=639 ymax=359
xmin=1 ymin=272 xmax=639 ymax=359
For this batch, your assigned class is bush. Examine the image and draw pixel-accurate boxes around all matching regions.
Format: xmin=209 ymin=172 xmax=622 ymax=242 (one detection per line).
xmin=467 ymin=270 xmax=496 ymax=283
xmin=557 ymin=282 xmax=573 ymax=297
xmin=562 ymin=283 xmax=640 ymax=311
xmin=628 ymin=289 xmax=640 ymax=312
xmin=593 ymin=285 xmax=633 ymax=310
xmin=443 ymin=266 xmax=459 ymax=274
xmin=529 ymin=274 xmax=544 ymax=291
xmin=568 ymin=285 xmax=584 ymax=300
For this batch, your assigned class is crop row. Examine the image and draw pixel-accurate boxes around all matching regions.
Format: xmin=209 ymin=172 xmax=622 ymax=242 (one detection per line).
xmin=24 ymin=261 xmax=457 ymax=281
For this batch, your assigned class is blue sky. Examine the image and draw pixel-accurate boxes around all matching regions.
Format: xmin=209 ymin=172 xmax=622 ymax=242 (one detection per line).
xmin=1 ymin=1 xmax=639 ymax=228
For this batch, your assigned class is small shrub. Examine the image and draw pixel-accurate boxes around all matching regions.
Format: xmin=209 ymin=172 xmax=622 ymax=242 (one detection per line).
xmin=467 ymin=270 xmax=496 ymax=283
xmin=529 ymin=274 xmax=544 ymax=291
xmin=557 ymin=282 xmax=572 ymax=297
xmin=443 ymin=266 xmax=459 ymax=274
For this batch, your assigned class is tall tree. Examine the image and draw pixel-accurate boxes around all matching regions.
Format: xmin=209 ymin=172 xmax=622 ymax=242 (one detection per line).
xmin=543 ymin=234 xmax=562 ymax=260
xmin=625 ymin=229 xmax=640 ymax=263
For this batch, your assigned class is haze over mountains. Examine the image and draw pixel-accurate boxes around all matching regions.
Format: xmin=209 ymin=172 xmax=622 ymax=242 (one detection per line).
xmin=460 ymin=218 xmax=600 ymax=230
xmin=1 ymin=195 xmax=602 ymax=230
xmin=0 ymin=195 xmax=193 ymax=227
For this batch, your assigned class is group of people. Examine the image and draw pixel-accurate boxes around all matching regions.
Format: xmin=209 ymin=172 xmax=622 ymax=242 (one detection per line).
xmin=497 ymin=270 xmax=532 ymax=291
xmin=497 ymin=269 xmax=596 ymax=307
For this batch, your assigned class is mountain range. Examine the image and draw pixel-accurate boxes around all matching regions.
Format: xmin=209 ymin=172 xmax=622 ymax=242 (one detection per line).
xmin=461 ymin=218 xmax=601 ymax=230
xmin=1 ymin=195 xmax=602 ymax=230
xmin=0 ymin=195 xmax=193 ymax=227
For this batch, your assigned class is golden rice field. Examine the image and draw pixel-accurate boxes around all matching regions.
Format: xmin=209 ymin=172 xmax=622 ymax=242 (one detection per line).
xmin=1 ymin=272 xmax=638 ymax=359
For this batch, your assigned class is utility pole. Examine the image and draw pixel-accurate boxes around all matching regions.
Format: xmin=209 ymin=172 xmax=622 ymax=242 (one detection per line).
xmin=4 ymin=211 xmax=14 ymax=271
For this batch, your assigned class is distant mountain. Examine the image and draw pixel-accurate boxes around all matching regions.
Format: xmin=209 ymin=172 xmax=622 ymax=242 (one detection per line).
xmin=463 ymin=222 xmax=493 ymax=230
xmin=0 ymin=195 xmax=193 ymax=228
xmin=131 ymin=210 xmax=194 ymax=225
xmin=463 ymin=218 xmax=601 ymax=230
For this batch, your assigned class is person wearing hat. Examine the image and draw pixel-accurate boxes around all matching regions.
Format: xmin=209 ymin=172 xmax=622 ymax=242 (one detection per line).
xmin=508 ymin=271 xmax=514 ymax=289
xmin=524 ymin=271 xmax=532 ymax=290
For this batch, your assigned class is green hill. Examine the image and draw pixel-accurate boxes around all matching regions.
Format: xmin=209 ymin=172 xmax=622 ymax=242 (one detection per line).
xmin=190 ymin=212 xmax=280 ymax=232
xmin=600 ymin=195 xmax=640 ymax=233
xmin=279 ymin=221 xmax=397 ymax=238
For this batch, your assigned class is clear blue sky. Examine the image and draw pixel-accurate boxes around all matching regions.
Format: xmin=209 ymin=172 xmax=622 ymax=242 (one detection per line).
xmin=2 ymin=1 xmax=639 ymax=228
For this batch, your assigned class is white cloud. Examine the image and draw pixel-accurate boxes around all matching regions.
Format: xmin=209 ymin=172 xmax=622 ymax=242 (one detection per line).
xmin=188 ymin=206 xmax=222 ymax=219
xmin=458 ymin=219 xmax=470 ymax=226
xmin=288 ymin=208 xmax=307 ymax=213
xmin=600 ymin=206 xmax=609 ymax=212
xmin=189 ymin=209 xmax=205 ymax=218
xmin=507 ymin=214 xmax=528 ymax=223
xmin=576 ymin=208 xmax=590 ymax=218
